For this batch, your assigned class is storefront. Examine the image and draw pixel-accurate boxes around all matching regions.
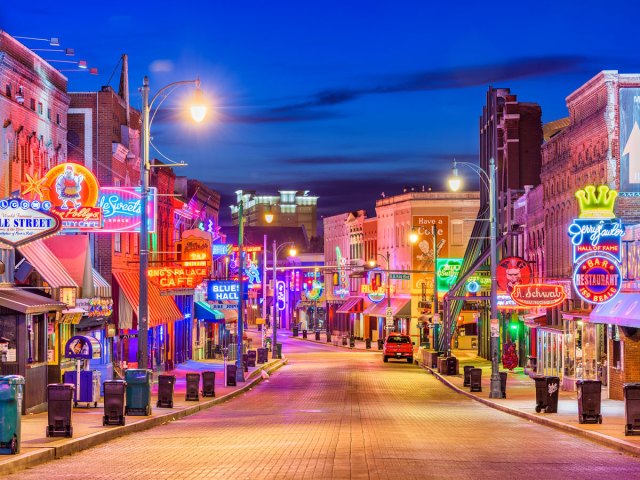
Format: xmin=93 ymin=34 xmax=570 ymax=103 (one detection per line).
xmin=522 ymin=313 xmax=546 ymax=376
xmin=335 ymin=297 xmax=363 ymax=337
xmin=364 ymin=297 xmax=411 ymax=340
xmin=561 ymin=311 xmax=607 ymax=391
xmin=173 ymin=294 xmax=194 ymax=365
xmin=536 ymin=325 xmax=563 ymax=378
xmin=193 ymin=301 xmax=224 ymax=359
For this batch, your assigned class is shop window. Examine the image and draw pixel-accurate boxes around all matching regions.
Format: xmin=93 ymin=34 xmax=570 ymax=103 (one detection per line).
xmin=0 ymin=314 xmax=18 ymax=364
xmin=28 ymin=314 xmax=46 ymax=363
xmin=114 ymin=233 xmax=121 ymax=253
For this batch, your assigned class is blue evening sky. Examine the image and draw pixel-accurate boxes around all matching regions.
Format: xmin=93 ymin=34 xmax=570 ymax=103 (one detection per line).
xmin=3 ymin=1 xmax=638 ymax=224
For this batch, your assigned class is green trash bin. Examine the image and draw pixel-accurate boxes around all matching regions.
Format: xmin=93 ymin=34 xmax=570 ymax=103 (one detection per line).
xmin=125 ymin=369 xmax=152 ymax=416
xmin=0 ymin=376 xmax=25 ymax=454
xmin=274 ymin=343 xmax=282 ymax=359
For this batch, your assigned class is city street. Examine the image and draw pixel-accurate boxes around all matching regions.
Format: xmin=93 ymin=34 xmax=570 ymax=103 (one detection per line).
xmin=9 ymin=335 xmax=640 ymax=480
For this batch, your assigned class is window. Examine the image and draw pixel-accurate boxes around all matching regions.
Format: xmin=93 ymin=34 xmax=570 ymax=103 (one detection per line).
xmin=28 ymin=314 xmax=46 ymax=363
xmin=5 ymin=84 xmax=10 ymax=98
xmin=114 ymin=233 xmax=121 ymax=253
xmin=38 ymin=102 xmax=43 ymax=115
xmin=126 ymin=233 xmax=131 ymax=254
xmin=30 ymin=98 xmax=35 ymax=110
xmin=56 ymin=113 xmax=60 ymax=125
xmin=47 ymin=108 xmax=51 ymax=120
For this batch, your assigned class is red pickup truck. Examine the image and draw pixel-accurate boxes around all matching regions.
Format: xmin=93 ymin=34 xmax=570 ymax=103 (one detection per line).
xmin=383 ymin=333 xmax=414 ymax=363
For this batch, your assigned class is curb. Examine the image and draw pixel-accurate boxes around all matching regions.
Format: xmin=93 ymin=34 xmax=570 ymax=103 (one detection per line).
xmin=291 ymin=335 xmax=380 ymax=353
xmin=421 ymin=363 xmax=640 ymax=457
xmin=0 ymin=358 xmax=288 ymax=476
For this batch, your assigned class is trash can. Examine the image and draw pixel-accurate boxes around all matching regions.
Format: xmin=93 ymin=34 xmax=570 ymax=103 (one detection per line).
xmin=315 ymin=331 xmax=321 ymax=341
xmin=257 ymin=348 xmax=268 ymax=364
xmin=469 ymin=368 xmax=482 ymax=392
xmin=446 ymin=357 xmax=458 ymax=375
xmin=274 ymin=343 xmax=282 ymax=359
xmin=125 ymin=369 xmax=152 ymax=416
xmin=534 ymin=376 xmax=547 ymax=412
xmin=185 ymin=373 xmax=200 ymax=401
xmin=0 ymin=375 xmax=24 ymax=454
xmin=227 ymin=365 xmax=237 ymax=387
xmin=437 ymin=357 xmax=447 ymax=375
xmin=342 ymin=336 xmax=348 ymax=346
xmin=156 ymin=374 xmax=176 ymax=408
xmin=365 ymin=338 xmax=372 ymax=350
xmin=499 ymin=371 xmax=507 ymax=399
xmin=377 ymin=339 xmax=384 ymax=350
xmin=577 ymin=379 xmax=602 ymax=424
xmin=46 ymin=383 xmax=75 ymax=437
xmin=242 ymin=353 xmax=249 ymax=373
xmin=536 ymin=376 xmax=560 ymax=413
xmin=463 ymin=366 xmax=475 ymax=387
xmin=103 ymin=379 xmax=126 ymax=426
xmin=293 ymin=327 xmax=299 ymax=337
xmin=326 ymin=333 xmax=331 ymax=343
xmin=202 ymin=371 xmax=215 ymax=397
xmin=349 ymin=336 xmax=355 ymax=348
xmin=247 ymin=350 xmax=257 ymax=368
xmin=302 ymin=330 xmax=308 ymax=339
xmin=624 ymin=383 xmax=640 ymax=435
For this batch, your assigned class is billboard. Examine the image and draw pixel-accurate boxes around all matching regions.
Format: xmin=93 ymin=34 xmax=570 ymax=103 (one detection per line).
xmin=619 ymin=88 xmax=640 ymax=193
xmin=411 ymin=215 xmax=448 ymax=290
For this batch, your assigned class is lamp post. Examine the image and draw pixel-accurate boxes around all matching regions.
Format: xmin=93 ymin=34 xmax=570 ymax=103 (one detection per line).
xmin=272 ymin=241 xmax=297 ymax=359
xmin=138 ymin=76 xmax=206 ymax=370
xmin=236 ymin=192 xmax=245 ymax=382
xmin=369 ymin=251 xmax=391 ymax=336
xmin=448 ymin=157 xmax=500 ymax=398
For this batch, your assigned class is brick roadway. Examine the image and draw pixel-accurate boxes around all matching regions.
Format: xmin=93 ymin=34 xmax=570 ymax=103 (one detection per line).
xmin=11 ymin=335 xmax=640 ymax=480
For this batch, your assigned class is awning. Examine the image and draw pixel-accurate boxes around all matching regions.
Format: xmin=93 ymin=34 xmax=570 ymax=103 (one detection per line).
xmin=113 ymin=271 xmax=182 ymax=328
xmin=0 ymin=288 xmax=66 ymax=314
xmin=92 ymin=269 xmax=112 ymax=298
xmin=194 ymin=301 xmax=224 ymax=323
xmin=17 ymin=240 xmax=77 ymax=288
xmin=222 ymin=307 xmax=238 ymax=323
xmin=336 ymin=297 xmax=363 ymax=314
xmin=590 ymin=293 xmax=640 ymax=328
xmin=363 ymin=297 xmax=411 ymax=317
xmin=523 ymin=313 xmax=547 ymax=328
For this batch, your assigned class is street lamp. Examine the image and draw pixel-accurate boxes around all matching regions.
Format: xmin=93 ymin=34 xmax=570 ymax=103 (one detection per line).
xmin=272 ymin=241 xmax=297 ymax=359
xmin=369 ymin=251 xmax=392 ymax=336
xmin=448 ymin=158 xmax=500 ymax=399
xmin=138 ymin=75 xmax=207 ymax=370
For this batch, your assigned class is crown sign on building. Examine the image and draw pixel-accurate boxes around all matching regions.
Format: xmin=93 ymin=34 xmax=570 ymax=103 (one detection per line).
xmin=576 ymin=185 xmax=618 ymax=219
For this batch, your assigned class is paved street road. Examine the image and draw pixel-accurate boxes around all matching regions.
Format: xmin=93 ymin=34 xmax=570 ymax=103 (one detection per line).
xmin=13 ymin=334 xmax=640 ymax=479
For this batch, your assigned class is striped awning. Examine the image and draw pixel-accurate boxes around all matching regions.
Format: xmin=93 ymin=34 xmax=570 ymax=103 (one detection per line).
xmin=194 ymin=301 xmax=224 ymax=322
xmin=0 ymin=288 xmax=66 ymax=314
xmin=112 ymin=271 xmax=182 ymax=328
xmin=336 ymin=297 xmax=363 ymax=314
xmin=18 ymin=240 xmax=78 ymax=288
xmin=92 ymin=268 xmax=111 ymax=298
xmin=364 ymin=297 xmax=411 ymax=317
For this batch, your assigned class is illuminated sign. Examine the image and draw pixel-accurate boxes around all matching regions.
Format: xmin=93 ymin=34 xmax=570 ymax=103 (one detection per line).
xmin=229 ymin=246 xmax=262 ymax=289
xmin=575 ymin=185 xmax=617 ymax=219
xmin=361 ymin=267 xmax=387 ymax=302
xmin=573 ymin=253 xmax=621 ymax=304
xmin=303 ymin=272 xmax=323 ymax=301
xmin=76 ymin=298 xmax=113 ymax=317
xmin=496 ymin=293 xmax=526 ymax=310
xmin=148 ymin=266 xmax=208 ymax=289
xmin=276 ymin=280 xmax=286 ymax=310
xmin=568 ymin=219 xmax=624 ymax=262
xmin=412 ymin=215 xmax=448 ymax=289
xmin=334 ymin=247 xmax=348 ymax=298
xmin=436 ymin=258 xmax=491 ymax=293
xmin=207 ymin=280 xmax=240 ymax=302
xmin=510 ymin=284 xmax=567 ymax=308
xmin=619 ymin=89 xmax=640 ymax=193
xmin=36 ymin=163 xmax=102 ymax=231
xmin=496 ymin=257 xmax=532 ymax=293
xmin=179 ymin=229 xmax=212 ymax=268
xmin=211 ymin=244 xmax=231 ymax=256
xmin=0 ymin=197 xmax=61 ymax=247
xmin=96 ymin=187 xmax=157 ymax=233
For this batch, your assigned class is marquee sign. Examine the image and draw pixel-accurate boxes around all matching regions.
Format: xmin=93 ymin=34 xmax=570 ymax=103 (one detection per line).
xmin=573 ymin=253 xmax=621 ymax=304
xmin=496 ymin=256 xmax=532 ymax=293
xmin=148 ymin=266 xmax=208 ymax=289
xmin=0 ymin=197 xmax=61 ymax=247
xmin=510 ymin=284 xmax=567 ymax=308
xmin=207 ymin=280 xmax=240 ymax=302
xmin=568 ymin=219 xmax=624 ymax=262
xmin=38 ymin=163 xmax=102 ymax=231
xmin=96 ymin=187 xmax=157 ymax=233
xmin=179 ymin=229 xmax=212 ymax=268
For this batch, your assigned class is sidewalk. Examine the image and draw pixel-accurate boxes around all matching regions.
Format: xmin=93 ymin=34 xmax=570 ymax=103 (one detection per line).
xmin=422 ymin=350 xmax=640 ymax=456
xmin=0 ymin=333 xmax=287 ymax=476
xmin=291 ymin=331 xmax=383 ymax=352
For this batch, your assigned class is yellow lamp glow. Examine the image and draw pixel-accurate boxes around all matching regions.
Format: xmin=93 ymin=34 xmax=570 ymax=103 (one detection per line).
xmin=189 ymin=88 xmax=207 ymax=123
xmin=288 ymin=247 xmax=297 ymax=257
xmin=448 ymin=161 xmax=461 ymax=192
xmin=409 ymin=231 xmax=419 ymax=244
xmin=368 ymin=260 xmax=376 ymax=267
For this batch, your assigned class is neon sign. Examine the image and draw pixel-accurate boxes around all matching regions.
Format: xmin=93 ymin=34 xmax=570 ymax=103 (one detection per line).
xmin=568 ymin=219 xmax=624 ymax=262
xmin=229 ymin=246 xmax=262 ymax=289
xmin=573 ymin=253 xmax=621 ymax=304
xmin=96 ymin=187 xmax=157 ymax=233
xmin=575 ymin=185 xmax=617 ymax=219
xmin=334 ymin=247 xmax=348 ymax=298
xmin=0 ymin=197 xmax=61 ymax=247
xmin=276 ymin=280 xmax=286 ymax=310
xmin=510 ymin=284 xmax=566 ymax=308
xmin=148 ymin=266 xmax=208 ymax=289
xmin=436 ymin=258 xmax=491 ymax=293
xmin=207 ymin=280 xmax=240 ymax=302
xmin=303 ymin=273 xmax=323 ymax=301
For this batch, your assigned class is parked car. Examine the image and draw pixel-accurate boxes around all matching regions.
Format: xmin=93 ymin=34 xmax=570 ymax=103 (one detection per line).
xmin=383 ymin=333 xmax=414 ymax=363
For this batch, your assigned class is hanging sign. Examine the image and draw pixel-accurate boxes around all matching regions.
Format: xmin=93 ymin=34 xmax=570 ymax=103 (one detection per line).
xmin=303 ymin=272 xmax=324 ymax=301
xmin=568 ymin=219 xmax=624 ymax=262
xmin=95 ymin=186 xmax=157 ymax=233
xmin=37 ymin=163 xmax=102 ymax=231
xmin=178 ymin=229 xmax=212 ymax=267
xmin=496 ymin=257 xmax=532 ymax=293
xmin=0 ymin=197 xmax=61 ymax=246
xmin=360 ymin=267 xmax=393 ymax=303
xmin=573 ymin=253 xmax=621 ymax=304
xmin=334 ymin=247 xmax=348 ymax=298
xmin=496 ymin=293 xmax=526 ymax=310
xmin=276 ymin=280 xmax=286 ymax=310
xmin=229 ymin=246 xmax=262 ymax=289
xmin=207 ymin=280 xmax=240 ymax=302
xmin=510 ymin=284 xmax=567 ymax=308
xmin=148 ymin=266 xmax=208 ymax=289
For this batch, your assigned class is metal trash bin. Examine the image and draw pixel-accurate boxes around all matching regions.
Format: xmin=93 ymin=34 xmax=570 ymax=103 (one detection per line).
xmin=534 ymin=376 xmax=547 ymax=412
xmin=293 ymin=327 xmax=299 ymax=337
xmin=125 ymin=369 xmax=152 ymax=416
xmin=242 ymin=353 xmax=249 ymax=372
xmin=156 ymin=374 xmax=175 ymax=408
xmin=46 ymin=383 xmax=75 ymax=437
xmin=349 ymin=336 xmax=355 ymax=348
xmin=103 ymin=379 xmax=126 ymax=426
xmin=624 ymin=383 xmax=640 ymax=435
xmin=202 ymin=371 xmax=215 ymax=397
xmin=377 ymin=339 xmax=384 ymax=350
xmin=577 ymin=379 xmax=602 ymax=424
xmin=186 ymin=373 xmax=200 ymax=401
xmin=446 ymin=357 xmax=458 ymax=375
xmin=463 ymin=366 xmax=475 ymax=387
xmin=0 ymin=375 xmax=24 ymax=454
xmin=469 ymin=368 xmax=482 ymax=392
xmin=499 ymin=371 xmax=507 ymax=399
xmin=365 ymin=338 xmax=371 ymax=350
xmin=247 ymin=350 xmax=257 ymax=368
xmin=342 ymin=336 xmax=348 ymax=346
xmin=227 ymin=365 xmax=237 ymax=387
xmin=274 ymin=343 xmax=282 ymax=359
xmin=535 ymin=376 xmax=560 ymax=413
xmin=257 ymin=348 xmax=268 ymax=364
xmin=302 ymin=330 xmax=308 ymax=339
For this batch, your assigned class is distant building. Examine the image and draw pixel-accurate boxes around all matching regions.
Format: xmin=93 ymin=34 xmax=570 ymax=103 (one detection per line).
xmin=230 ymin=190 xmax=318 ymax=236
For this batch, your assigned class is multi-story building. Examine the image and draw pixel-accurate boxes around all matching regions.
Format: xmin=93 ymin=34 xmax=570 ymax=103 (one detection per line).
xmin=230 ymin=190 xmax=318 ymax=236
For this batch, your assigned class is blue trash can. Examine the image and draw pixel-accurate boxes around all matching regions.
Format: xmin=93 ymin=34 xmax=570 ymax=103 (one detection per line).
xmin=0 ymin=376 xmax=25 ymax=454
xmin=125 ymin=369 xmax=152 ymax=416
